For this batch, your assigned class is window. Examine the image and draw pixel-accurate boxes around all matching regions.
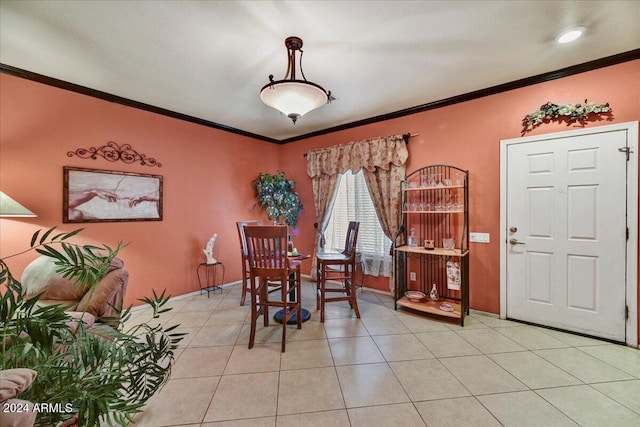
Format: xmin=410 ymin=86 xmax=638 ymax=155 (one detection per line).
xmin=324 ymin=170 xmax=392 ymax=277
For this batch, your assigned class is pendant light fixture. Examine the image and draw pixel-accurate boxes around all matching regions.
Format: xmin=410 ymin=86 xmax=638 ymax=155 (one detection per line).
xmin=260 ymin=36 xmax=331 ymax=124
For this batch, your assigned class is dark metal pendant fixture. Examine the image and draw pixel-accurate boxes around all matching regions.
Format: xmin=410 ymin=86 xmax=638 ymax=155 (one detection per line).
xmin=260 ymin=36 xmax=330 ymax=124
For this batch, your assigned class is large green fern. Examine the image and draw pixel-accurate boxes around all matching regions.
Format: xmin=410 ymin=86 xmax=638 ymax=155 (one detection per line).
xmin=1 ymin=227 xmax=184 ymax=426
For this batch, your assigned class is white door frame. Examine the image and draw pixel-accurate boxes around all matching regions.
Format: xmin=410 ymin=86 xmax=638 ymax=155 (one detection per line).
xmin=500 ymin=122 xmax=638 ymax=347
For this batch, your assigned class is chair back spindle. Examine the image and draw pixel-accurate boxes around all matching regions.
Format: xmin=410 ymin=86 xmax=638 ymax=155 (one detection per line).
xmin=343 ymin=221 xmax=359 ymax=258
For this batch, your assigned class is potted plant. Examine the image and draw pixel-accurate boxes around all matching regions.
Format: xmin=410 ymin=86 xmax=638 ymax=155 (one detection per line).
xmin=253 ymin=171 xmax=303 ymax=228
xmin=0 ymin=227 xmax=184 ymax=426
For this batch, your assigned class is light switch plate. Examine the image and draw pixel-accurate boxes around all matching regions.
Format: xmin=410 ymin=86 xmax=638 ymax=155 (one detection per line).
xmin=410 ymin=272 xmax=416 ymax=281
xmin=470 ymin=232 xmax=490 ymax=243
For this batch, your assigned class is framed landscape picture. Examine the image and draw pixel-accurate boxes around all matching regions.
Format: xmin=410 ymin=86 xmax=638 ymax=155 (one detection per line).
xmin=63 ymin=167 xmax=163 ymax=223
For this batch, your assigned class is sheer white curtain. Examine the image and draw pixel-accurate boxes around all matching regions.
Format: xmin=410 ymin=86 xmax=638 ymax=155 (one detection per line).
xmin=324 ymin=170 xmax=392 ymax=277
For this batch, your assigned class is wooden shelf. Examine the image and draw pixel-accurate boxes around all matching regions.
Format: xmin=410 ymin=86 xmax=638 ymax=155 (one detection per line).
xmin=404 ymin=185 xmax=464 ymax=191
xmin=403 ymin=210 xmax=464 ymax=214
xmin=394 ymin=245 xmax=469 ymax=257
xmin=396 ymin=296 xmax=462 ymax=319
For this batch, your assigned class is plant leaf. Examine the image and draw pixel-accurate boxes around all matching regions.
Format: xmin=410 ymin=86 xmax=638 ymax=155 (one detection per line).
xmin=39 ymin=227 xmax=56 ymax=244
xmin=30 ymin=229 xmax=41 ymax=247
xmin=61 ymin=228 xmax=85 ymax=241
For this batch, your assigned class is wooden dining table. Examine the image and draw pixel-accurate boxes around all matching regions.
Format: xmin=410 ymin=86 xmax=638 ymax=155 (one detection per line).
xmin=273 ymin=253 xmax=312 ymax=324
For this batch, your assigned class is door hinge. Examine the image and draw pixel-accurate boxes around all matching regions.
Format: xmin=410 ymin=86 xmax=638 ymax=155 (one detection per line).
xmin=618 ymin=146 xmax=633 ymax=161
xmin=627 ymin=227 xmax=630 ymax=240
xmin=625 ymin=305 xmax=629 ymax=320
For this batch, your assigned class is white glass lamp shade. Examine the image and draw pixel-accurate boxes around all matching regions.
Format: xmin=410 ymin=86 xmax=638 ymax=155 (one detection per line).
xmin=0 ymin=191 xmax=37 ymax=217
xmin=261 ymin=80 xmax=328 ymax=121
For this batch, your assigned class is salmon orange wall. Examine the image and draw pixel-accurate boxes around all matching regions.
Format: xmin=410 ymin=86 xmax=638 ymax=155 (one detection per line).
xmin=279 ymin=60 xmax=640 ymax=318
xmin=1 ymin=60 xmax=639 ymax=321
xmin=0 ymin=74 xmax=280 ymax=306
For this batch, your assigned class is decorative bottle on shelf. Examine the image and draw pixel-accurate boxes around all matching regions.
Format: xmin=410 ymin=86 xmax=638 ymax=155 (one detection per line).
xmin=430 ymin=283 xmax=439 ymax=302
xmin=408 ymin=228 xmax=418 ymax=247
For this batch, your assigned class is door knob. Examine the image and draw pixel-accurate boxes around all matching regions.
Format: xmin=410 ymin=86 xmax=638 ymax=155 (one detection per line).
xmin=509 ymin=238 xmax=525 ymax=245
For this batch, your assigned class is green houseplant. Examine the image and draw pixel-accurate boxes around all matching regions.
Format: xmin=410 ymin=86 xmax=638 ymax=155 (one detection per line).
xmin=0 ymin=227 xmax=184 ymax=426
xmin=253 ymin=171 xmax=303 ymax=228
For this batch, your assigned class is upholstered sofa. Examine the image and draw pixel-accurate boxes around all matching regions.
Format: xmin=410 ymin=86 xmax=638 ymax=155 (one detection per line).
xmin=0 ymin=257 xmax=129 ymax=426
xmin=0 ymin=368 xmax=38 ymax=427
xmin=21 ymin=256 xmax=129 ymax=328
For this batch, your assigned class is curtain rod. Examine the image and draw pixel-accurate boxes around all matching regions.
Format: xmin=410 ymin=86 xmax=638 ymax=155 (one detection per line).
xmin=403 ymin=133 xmax=418 ymax=142
xmin=303 ymin=133 xmax=418 ymax=157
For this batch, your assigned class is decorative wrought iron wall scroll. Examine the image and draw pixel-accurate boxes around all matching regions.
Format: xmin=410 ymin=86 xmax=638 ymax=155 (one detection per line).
xmin=67 ymin=141 xmax=162 ymax=167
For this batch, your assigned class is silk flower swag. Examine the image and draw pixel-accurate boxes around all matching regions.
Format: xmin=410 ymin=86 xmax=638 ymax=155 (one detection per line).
xmin=522 ymin=100 xmax=611 ymax=134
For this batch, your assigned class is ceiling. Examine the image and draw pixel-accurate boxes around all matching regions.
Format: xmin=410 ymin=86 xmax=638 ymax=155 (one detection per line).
xmin=1 ymin=1 xmax=639 ymax=143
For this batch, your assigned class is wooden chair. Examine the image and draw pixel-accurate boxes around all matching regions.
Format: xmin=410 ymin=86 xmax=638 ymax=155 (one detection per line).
xmin=244 ymin=225 xmax=302 ymax=352
xmin=316 ymin=221 xmax=361 ymax=322
xmin=237 ymin=220 xmax=285 ymax=306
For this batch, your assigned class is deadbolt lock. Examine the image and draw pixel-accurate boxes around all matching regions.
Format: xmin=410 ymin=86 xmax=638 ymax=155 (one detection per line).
xmin=509 ymin=226 xmax=518 ymax=233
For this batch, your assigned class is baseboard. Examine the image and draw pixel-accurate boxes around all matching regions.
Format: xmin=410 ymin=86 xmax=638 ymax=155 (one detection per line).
xmin=141 ymin=275 xmax=391 ymax=309
xmin=469 ymin=309 xmax=500 ymax=318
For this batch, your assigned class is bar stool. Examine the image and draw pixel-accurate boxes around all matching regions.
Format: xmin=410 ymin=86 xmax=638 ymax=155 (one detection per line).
xmin=316 ymin=221 xmax=360 ymax=322
xmin=244 ymin=225 xmax=302 ymax=352
xmin=237 ymin=220 xmax=282 ymax=306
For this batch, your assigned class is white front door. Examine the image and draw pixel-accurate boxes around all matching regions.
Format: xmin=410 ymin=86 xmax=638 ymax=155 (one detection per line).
xmin=502 ymin=124 xmax=636 ymax=342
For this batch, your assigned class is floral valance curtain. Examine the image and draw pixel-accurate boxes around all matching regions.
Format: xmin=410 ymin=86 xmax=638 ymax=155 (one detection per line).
xmin=307 ymin=134 xmax=409 ymax=178
xmin=306 ymin=134 xmax=409 ymax=291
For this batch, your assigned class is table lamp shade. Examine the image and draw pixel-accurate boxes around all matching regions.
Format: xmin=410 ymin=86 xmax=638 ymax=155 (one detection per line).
xmin=0 ymin=192 xmax=37 ymax=217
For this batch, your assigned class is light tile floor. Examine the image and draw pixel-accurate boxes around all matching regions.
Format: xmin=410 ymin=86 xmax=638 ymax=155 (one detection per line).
xmin=131 ymin=279 xmax=640 ymax=426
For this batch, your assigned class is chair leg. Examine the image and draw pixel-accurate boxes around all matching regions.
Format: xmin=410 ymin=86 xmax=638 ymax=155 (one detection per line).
xmin=349 ymin=266 xmax=361 ymax=318
xmin=316 ymin=263 xmax=321 ymax=310
xmin=240 ymin=273 xmax=247 ymax=306
xmin=345 ymin=266 xmax=353 ymax=307
xmin=283 ymin=274 xmax=288 ymax=353
xmin=248 ymin=281 xmax=257 ymax=349
xmin=281 ymin=312 xmax=286 ymax=353
xmin=320 ymin=265 xmax=327 ymax=323
xmin=261 ymin=278 xmax=269 ymax=327
xmin=351 ymin=286 xmax=361 ymax=318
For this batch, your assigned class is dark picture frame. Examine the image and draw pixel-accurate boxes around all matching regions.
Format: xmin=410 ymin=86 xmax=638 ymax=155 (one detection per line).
xmin=63 ymin=167 xmax=163 ymax=223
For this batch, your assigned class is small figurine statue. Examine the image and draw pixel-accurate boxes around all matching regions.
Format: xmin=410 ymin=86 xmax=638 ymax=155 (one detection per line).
xmin=203 ymin=233 xmax=217 ymax=264
xmin=430 ymin=283 xmax=439 ymax=302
